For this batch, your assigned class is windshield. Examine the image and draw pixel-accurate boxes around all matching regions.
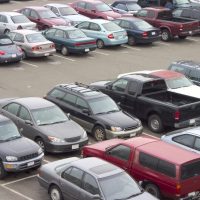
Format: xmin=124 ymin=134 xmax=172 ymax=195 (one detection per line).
xmin=38 ymin=10 xmax=57 ymax=19
xmin=26 ymin=33 xmax=47 ymax=43
xmin=99 ymin=172 xmax=142 ymax=200
xmin=32 ymin=106 xmax=68 ymax=126
xmin=88 ymin=96 xmax=119 ymax=115
xmin=67 ymin=29 xmax=86 ymax=39
xmin=166 ymin=77 xmax=193 ymax=89
xmin=127 ymin=3 xmax=141 ymax=11
xmin=0 ymin=38 xmax=13 ymax=45
xmin=96 ymin=3 xmax=112 ymax=12
xmin=0 ymin=121 xmax=21 ymax=142
xmin=11 ymin=15 xmax=30 ymax=24
xmin=59 ymin=7 xmax=77 ymax=16
xmin=176 ymin=0 xmax=190 ymax=4
xmin=134 ymin=20 xmax=152 ymax=30
xmin=102 ymin=22 xmax=121 ymax=31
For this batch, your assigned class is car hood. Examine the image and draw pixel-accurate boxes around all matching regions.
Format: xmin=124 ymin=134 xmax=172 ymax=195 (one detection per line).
xmin=90 ymin=80 xmax=112 ymax=90
xmin=43 ymin=18 xmax=67 ymax=25
xmin=0 ymin=137 xmax=39 ymax=157
xmin=0 ymin=44 xmax=20 ymax=54
xmin=95 ymin=111 xmax=139 ymax=128
xmin=62 ymin=14 xmax=90 ymax=22
xmin=38 ymin=120 xmax=84 ymax=139
xmin=20 ymin=22 xmax=36 ymax=29
xmin=103 ymin=11 xmax=121 ymax=18
xmin=127 ymin=192 xmax=157 ymax=199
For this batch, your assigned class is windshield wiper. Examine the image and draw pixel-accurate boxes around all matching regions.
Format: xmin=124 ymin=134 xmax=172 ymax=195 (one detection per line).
xmin=5 ymin=135 xmax=21 ymax=141
xmin=114 ymin=190 xmax=144 ymax=200
xmin=49 ymin=120 xmax=67 ymax=125
xmin=96 ymin=112 xmax=107 ymax=115
xmin=106 ymin=110 xmax=119 ymax=114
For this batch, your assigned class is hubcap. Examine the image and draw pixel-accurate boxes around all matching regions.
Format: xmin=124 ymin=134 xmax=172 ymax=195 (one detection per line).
xmin=37 ymin=140 xmax=45 ymax=152
xmin=95 ymin=128 xmax=104 ymax=141
xmin=97 ymin=40 xmax=103 ymax=49
xmin=151 ymin=119 xmax=159 ymax=131
xmin=50 ymin=188 xmax=60 ymax=200
xmin=147 ymin=188 xmax=157 ymax=197
xmin=62 ymin=47 xmax=67 ymax=55
xmin=162 ymin=32 xmax=168 ymax=41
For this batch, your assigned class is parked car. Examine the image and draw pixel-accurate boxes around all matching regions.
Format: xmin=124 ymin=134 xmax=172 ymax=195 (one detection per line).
xmin=0 ymin=114 xmax=43 ymax=179
xmin=42 ymin=26 xmax=96 ymax=56
xmin=111 ymin=0 xmax=141 ymax=14
xmin=113 ymin=17 xmax=160 ymax=45
xmin=45 ymin=83 xmax=142 ymax=141
xmin=76 ymin=19 xmax=128 ymax=48
xmin=0 ymin=12 xmax=36 ymax=34
xmin=8 ymin=30 xmax=56 ymax=58
xmin=69 ymin=0 xmax=121 ymax=20
xmin=82 ymin=135 xmax=200 ymax=199
xmin=0 ymin=0 xmax=10 ymax=3
xmin=17 ymin=6 xmax=70 ymax=30
xmin=38 ymin=157 xmax=157 ymax=200
xmin=0 ymin=34 xmax=23 ymax=64
xmin=0 ymin=97 xmax=88 ymax=153
xmin=44 ymin=3 xmax=90 ymax=26
xmin=134 ymin=7 xmax=200 ymax=41
xmin=168 ymin=60 xmax=200 ymax=86
xmin=118 ymin=70 xmax=200 ymax=98
xmin=90 ymin=74 xmax=200 ymax=133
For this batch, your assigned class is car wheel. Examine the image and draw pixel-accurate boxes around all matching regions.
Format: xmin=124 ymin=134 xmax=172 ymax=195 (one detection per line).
xmin=61 ymin=46 xmax=69 ymax=56
xmin=4 ymin=29 xmax=10 ymax=34
xmin=161 ymin=29 xmax=171 ymax=41
xmin=96 ymin=39 xmax=104 ymax=49
xmin=35 ymin=138 xmax=46 ymax=153
xmin=43 ymin=25 xmax=49 ymax=30
xmin=93 ymin=125 xmax=106 ymax=141
xmin=179 ymin=36 xmax=187 ymax=39
xmin=128 ymin=36 xmax=136 ymax=46
xmin=148 ymin=114 xmax=163 ymax=133
xmin=49 ymin=185 xmax=63 ymax=200
xmin=145 ymin=183 xmax=160 ymax=198
xmin=0 ymin=161 xmax=7 ymax=180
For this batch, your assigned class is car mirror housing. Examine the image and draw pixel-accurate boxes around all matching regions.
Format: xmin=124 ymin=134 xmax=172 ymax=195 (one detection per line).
xmin=106 ymin=84 xmax=112 ymax=90
xmin=25 ymin=120 xmax=33 ymax=126
xmin=92 ymin=194 xmax=102 ymax=200
xmin=67 ymin=113 xmax=70 ymax=119
xmin=82 ymin=109 xmax=90 ymax=115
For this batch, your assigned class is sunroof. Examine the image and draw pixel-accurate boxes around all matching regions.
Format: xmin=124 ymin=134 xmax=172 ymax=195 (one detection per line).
xmin=90 ymin=164 xmax=117 ymax=175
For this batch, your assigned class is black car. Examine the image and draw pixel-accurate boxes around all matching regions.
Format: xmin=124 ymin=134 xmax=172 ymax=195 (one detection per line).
xmin=113 ymin=17 xmax=160 ymax=45
xmin=168 ymin=60 xmax=200 ymax=86
xmin=45 ymin=83 xmax=143 ymax=141
xmin=0 ymin=114 xmax=43 ymax=179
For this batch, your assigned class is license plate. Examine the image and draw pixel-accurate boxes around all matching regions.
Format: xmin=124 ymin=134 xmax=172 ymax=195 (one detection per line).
xmin=151 ymin=32 xmax=156 ymax=35
xmin=72 ymin=144 xmax=79 ymax=149
xmin=190 ymin=119 xmax=195 ymax=124
xmin=130 ymin=133 xmax=136 ymax=137
xmin=85 ymin=49 xmax=89 ymax=52
xmin=12 ymin=54 xmax=16 ymax=58
xmin=27 ymin=161 xmax=34 ymax=167
xmin=44 ymin=53 xmax=49 ymax=56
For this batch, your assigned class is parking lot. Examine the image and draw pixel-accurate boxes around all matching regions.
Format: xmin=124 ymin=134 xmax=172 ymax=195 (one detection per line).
xmin=0 ymin=0 xmax=200 ymax=199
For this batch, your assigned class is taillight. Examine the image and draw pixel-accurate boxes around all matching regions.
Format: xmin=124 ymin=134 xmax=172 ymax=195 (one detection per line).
xmin=176 ymin=183 xmax=181 ymax=194
xmin=0 ymin=50 xmax=5 ymax=55
xmin=142 ymin=32 xmax=148 ymax=37
xmin=174 ymin=111 xmax=180 ymax=120
xmin=50 ymin=44 xmax=55 ymax=48
xmin=17 ymin=25 xmax=22 ymax=30
xmin=32 ymin=46 xmax=41 ymax=51
xmin=179 ymin=25 xmax=183 ymax=31
xmin=108 ymin=34 xmax=114 ymax=39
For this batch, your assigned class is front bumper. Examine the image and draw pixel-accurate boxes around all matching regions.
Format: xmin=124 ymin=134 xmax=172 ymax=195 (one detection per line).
xmin=105 ymin=126 xmax=143 ymax=139
xmin=3 ymin=153 xmax=44 ymax=172
xmin=174 ymin=117 xmax=200 ymax=129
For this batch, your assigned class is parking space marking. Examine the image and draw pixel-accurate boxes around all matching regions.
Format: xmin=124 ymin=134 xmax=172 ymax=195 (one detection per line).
xmin=121 ymin=45 xmax=141 ymax=51
xmin=187 ymin=38 xmax=200 ymax=42
xmin=142 ymin=132 xmax=159 ymax=139
xmin=21 ymin=61 xmax=39 ymax=68
xmin=53 ymin=54 xmax=76 ymax=62
xmin=155 ymin=42 xmax=170 ymax=46
xmin=93 ymin=51 xmax=109 ymax=56
xmin=43 ymin=159 xmax=50 ymax=163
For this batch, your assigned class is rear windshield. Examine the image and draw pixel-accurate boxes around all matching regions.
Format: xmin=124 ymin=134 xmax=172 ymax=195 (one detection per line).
xmin=11 ymin=15 xmax=30 ymax=23
xmin=59 ymin=7 xmax=77 ymax=16
xmin=26 ymin=33 xmax=47 ymax=43
xmin=102 ymin=22 xmax=121 ymax=31
xmin=0 ymin=38 xmax=13 ymax=45
xmin=134 ymin=20 xmax=152 ymax=30
xmin=181 ymin=160 xmax=200 ymax=180
xmin=142 ymin=80 xmax=167 ymax=94
xmin=157 ymin=11 xmax=173 ymax=20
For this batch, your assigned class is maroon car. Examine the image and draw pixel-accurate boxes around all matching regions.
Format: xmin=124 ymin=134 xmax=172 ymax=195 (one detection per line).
xmin=69 ymin=0 xmax=121 ymax=20
xmin=17 ymin=6 xmax=70 ymax=30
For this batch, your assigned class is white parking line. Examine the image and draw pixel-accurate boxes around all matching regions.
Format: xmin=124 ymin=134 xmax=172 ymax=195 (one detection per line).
xmin=187 ymin=38 xmax=200 ymax=42
xmin=21 ymin=61 xmax=39 ymax=68
xmin=53 ymin=54 xmax=76 ymax=62
xmin=43 ymin=159 xmax=50 ymax=163
xmin=121 ymin=45 xmax=141 ymax=51
xmin=142 ymin=132 xmax=159 ymax=139
xmin=93 ymin=51 xmax=109 ymax=56
xmin=155 ymin=41 xmax=170 ymax=46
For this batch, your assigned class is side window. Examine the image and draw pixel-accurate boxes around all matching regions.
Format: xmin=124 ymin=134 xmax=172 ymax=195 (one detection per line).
xmin=191 ymin=10 xmax=200 ymax=20
xmin=115 ymin=4 xmax=127 ymax=11
xmin=49 ymin=89 xmax=65 ymax=99
xmin=188 ymin=69 xmax=200 ymax=82
xmin=18 ymin=106 xmax=31 ymax=121
xmin=147 ymin=10 xmax=155 ymax=18
xmin=107 ymin=145 xmax=131 ymax=161
xmin=77 ymin=21 xmax=90 ymax=29
xmin=120 ymin=20 xmax=131 ymax=29
xmin=173 ymin=9 xmax=182 ymax=17
xmin=128 ymin=81 xmax=138 ymax=95
xmin=54 ymin=30 xmax=65 ymax=38
xmin=112 ymin=79 xmax=128 ymax=93
xmin=76 ymin=97 xmax=88 ymax=109
xmin=194 ymin=137 xmax=200 ymax=151
xmin=89 ymin=23 xmax=101 ymax=31
xmin=30 ymin=10 xmax=39 ymax=19
xmin=85 ymin=3 xmax=94 ymax=10
xmin=181 ymin=9 xmax=191 ymax=18
xmin=137 ymin=10 xmax=148 ymax=17
xmin=139 ymin=152 xmax=158 ymax=171
xmin=63 ymin=93 xmax=77 ymax=105
xmin=52 ymin=7 xmax=59 ymax=15
xmin=83 ymin=173 xmax=100 ymax=195
xmin=157 ymin=160 xmax=176 ymax=178
xmin=3 ymin=103 xmax=20 ymax=116
xmin=45 ymin=28 xmax=56 ymax=37
xmin=173 ymin=134 xmax=195 ymax=148
xmin=21 ymin=9 xmax=31 ymax=17
xmin=14 ymin=33 xmax=24 ymax=43
xmin=77 ymin=2 xmax=86 ymax=8
xmin=7 ymin=32 xmax=16 ymax=40
xmin=1 ymin=15 xmax=8 ymax=23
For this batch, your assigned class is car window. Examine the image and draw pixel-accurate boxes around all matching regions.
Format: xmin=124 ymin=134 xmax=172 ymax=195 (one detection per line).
xmin=45 ymin=28 xmax=56 ymax=37
xmin=115 ymin=4 xmax=127 ymax=11
xmin=157 ymin=159 xmax=176 ymax=178
xmin=18 ymin=106 xmax=31 ymax=121
xmin=0 ymin=15 xmax=8 ymax=23
xmin=188 ymin=69 xmax=200 ymax=82
xmin=113 ymin=19 xmax=121 ymax=25
xmin=173 ymin=9 xmax=182 ymax=17
xmin=30 ymin=10 xmax=39 ymax=19
xmin=194 ymin=137 xmax=200 ymax=151
xmin=76 ymin=97 xmax=88 ymax=109
xmin=137 ymin=10 xmax=148 ymax=17
xmin=11 ymin=15 xmax=30 ymax=24
xmin=21 ymin=8 xmax=31 ymax=17
xmin=77 ymin=21 xmax=90 ymax=29
xmin=147 ymin=10 xmax=155 ymax=18
xmin=63 ymin=93 xmax=77 ymax=105
xmin=85 ymin=3 xmax=94 ymax=10
xmin=102 ymin=22 xmax=121 ymax=31
xmin=54 ymin=29 xmax=66 ymax=38
xmin=14 ymin=33 xmax=24 ymax=43
xmin=89 ymin=23 xmax=101 ymax=31
xmin=181 ymin=9 xmax=191 ymax=18
xmin=51 ymin=7 xmax=59 ymax=15
xmin=191 ymin=10 xmax=200 ymax=19
xmin=107 ymin=145 xmax=131 ymax=161
xmin=128 ymin=81 xmax=138 ymax=95
xmin=77 ymin=1 xmax=86 ymax=8
xmin=3 ymin=103 xmax=20 ymax=116
xmin=169 ymin=64 xmax=188 ymax=75
xmin=49 ymin=89 xmax=65 ymax=99
xmin=7 ymin=32 xmax=16 ymax=40
xmin=139 ymin=152 xmax=158 ymax=171
xmin=173 ymin=134 xmax=195 ymax=148
xmin=83 ymin=173 xmax=100 ymax=195
xmin=112 ymin=79 xmax=128 ymax=92
xmin=120 ymin=20 xmax=131 ymax=29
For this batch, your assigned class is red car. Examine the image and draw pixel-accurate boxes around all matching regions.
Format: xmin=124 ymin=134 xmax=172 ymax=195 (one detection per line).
xmin=17 ymin=6 xmax=70 ymax=30
xmin=69 ymin=0 xmax=121 ymax=20
xmin=82 ymin=135 xmax=200 ymax=199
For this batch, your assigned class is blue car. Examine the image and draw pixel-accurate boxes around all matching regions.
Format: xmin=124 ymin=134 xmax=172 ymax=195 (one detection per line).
xmin=113 ymin=17 xmax=160 ymax=45
xmin=76 ymin=19 xmax=128 ymax=48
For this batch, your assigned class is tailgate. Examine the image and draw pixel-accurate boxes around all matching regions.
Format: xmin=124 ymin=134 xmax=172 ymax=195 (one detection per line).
xmin=181 ymin=21 xmax=199 ymax=31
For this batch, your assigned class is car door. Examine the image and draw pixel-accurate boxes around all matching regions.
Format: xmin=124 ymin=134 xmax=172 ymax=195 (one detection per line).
xmin=43 ymin=28 xmax=57 ymax=43
xmin=76 ymin=21 xmax=90 ymax=36
xmin=84 ymin=3 xmax=96 ymax=18
xmin=76 ymin=1 xmax=87 ymax=16
xmin=29 ymin=9 xmax=41 ymax=29
xmin=60 ymin=167 xmax=83 ymax=200
xmin=53 ymin=29 xmax=67 ymax=50
xmin=13 ymin=33 xmax=25 ymax=50
xmin=87 ymin=22 xmax=102 ymax=39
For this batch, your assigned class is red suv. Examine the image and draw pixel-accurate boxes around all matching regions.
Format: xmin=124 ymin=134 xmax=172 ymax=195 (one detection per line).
xmin=82 ymin=135 xmax=200 ymax=199
xmin=69 ymin=0 xmax=121 ymax=20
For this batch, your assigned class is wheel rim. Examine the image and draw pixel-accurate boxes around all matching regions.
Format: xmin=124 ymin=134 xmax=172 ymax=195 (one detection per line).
xmin=162 ymin=32 xmax=168 ymax=41
xmin=61 ymin=47 xmax=68 ymax=55
xmin=151 ymin=119 xmax=160 ymax=131
xmin=128 ymin=36 xmax=135 ymax=45
xmin=37 ymin=140 xmax=45 ymax=152
xmin=95 ymin=128 xmax=105 ymax=141
xmin=97 ymin=40 xmax=104 ymax=49
xmin=50 ymin=188 xmax=60 ymax=200
xmin=146 ymin=188 xmax=157 ymax=197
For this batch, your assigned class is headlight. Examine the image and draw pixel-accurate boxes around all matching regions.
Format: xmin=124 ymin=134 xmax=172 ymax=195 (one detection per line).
xmin=81 ymin=130 xmax=87 ymax=139
xmin=48 ymin=136 xmax=65 ymax=143
xmin=38 ymin=148 xmax=43 ymax=155
xmin=6 ymin=156 xmax=18 ymax=162
xmin=107 ymin=16 xmax=114 ymax=20
xmin=111 ymin=126 xmax=122 ymax=132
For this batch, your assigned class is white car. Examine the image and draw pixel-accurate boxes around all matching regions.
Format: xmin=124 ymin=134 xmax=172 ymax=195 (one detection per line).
xmin=44 ymin=3 xmax=90 ymax=26
xmin=118 ymin=70 xmax=200 ymax=99
xmin=0 ymin=12 xmax=36 ymax=34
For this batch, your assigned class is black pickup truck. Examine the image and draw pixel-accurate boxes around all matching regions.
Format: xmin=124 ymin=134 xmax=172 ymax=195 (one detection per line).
xmin=90 ymin=74 xmax=200 ymax=133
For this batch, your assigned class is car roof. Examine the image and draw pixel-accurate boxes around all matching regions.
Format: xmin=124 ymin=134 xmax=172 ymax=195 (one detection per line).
xmin=50 ymin=26 xmax=77 ymax=31
xmin=173 ymin=60 xmax=200 ymax=69
xmin=150 ymin=70 xmax=184 ymax=79
xmin=45 ymin=3 xmax=70 ymax=8
xmin=11 ymin=29 xmax=40 ymax=35
xmin=113 ymin=0 xmax=138 ymax=3
xmin=12 ymin=97 xmax=55 ymax=110
xmin=77 ymin=0 xmax=104 ymax=4
xmin=23 ymin=6 xmax=48 ymax=10
xmin=0 ymin=12 xmax=22 ymax=16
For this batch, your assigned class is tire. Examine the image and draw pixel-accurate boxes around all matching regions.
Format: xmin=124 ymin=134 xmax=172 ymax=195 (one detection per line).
xmin=145 ymin=183 xmax=160 ymax=198
xmin=49 ymin=185 xmax=63 ymax=200
xmin=4 ymin=29 xmax=10 ymax=34
xmin=179 ymin=36 xmax=187 ymax=40
xmin=0 ymin=161 xmax=7 ymax=180
xmin=128 ymin=36 xmax=136 ymax=46
xmin=148 ymin=114 xmax=163 ymax=133
xmin=96 ymin=39 xmax=104 ymax=49
xmin=35 ymin=138 xmax=46 ymax=153
xmin=93 ymin=125 xmax=106 ymax=141
xmin=43 ymin=25 xmax=49 ymax=30
xmin=161 ymin=29 xmax=171 ymax=41
xmin=61 ymin=46 xmax=69 ymax=56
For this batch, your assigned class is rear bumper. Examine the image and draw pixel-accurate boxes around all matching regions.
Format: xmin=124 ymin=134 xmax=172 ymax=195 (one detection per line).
xmin=174 ymin=117 xmax=200 ymax=129
xmin=26 ymin=49 xmax=56 ymax=57
xmin=68 ymin=46 xmax=96 ymax=54
xmin=0 ymin=54 xmax=23 ymax=63
xmin=179 ymin=29 xmax=200 ymax=36
xmin=136 ymin=36 xmax=161 ymax=44
xmin=104 ymin=37 xmax=128 ymax=46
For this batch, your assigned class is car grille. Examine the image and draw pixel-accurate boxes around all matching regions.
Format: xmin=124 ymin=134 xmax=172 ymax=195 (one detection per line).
xmin=65 ymin=136 xmax=81 ymax=142
xmin=124 ymin=125 xmax=139 ymax=131
xmin=18 ymin=153 xmax=38 ymax=161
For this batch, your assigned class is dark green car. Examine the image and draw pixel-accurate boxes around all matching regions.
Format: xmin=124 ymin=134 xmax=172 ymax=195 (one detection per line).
xmin=42 ymin=26 xmax=97 ymax=56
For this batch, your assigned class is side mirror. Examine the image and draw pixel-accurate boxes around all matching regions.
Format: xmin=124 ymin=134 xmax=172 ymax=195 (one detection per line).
xmin=117 ymin=102 xmax=121 ymax=107
xmin=55 ymin=13 xmax=60 ymax=16
xmin=106 ymin=84 xmax=112 ymax=90
xmin=82 ymin=109 xmax=90 ymax=115
xmin=25 ymin=120 xmax=33 ymax=126
xmin=67 ymin=113 xmax=70 ymax=119
xmin=92 ymin=194 xmax=102 ymax=200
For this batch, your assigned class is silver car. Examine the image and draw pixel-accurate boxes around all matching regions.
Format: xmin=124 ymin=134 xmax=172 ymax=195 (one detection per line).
xmin=0 ymin=12 xmax=36 ymax=34
xmin=8 ymin=29 xmax=56 ymax=58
